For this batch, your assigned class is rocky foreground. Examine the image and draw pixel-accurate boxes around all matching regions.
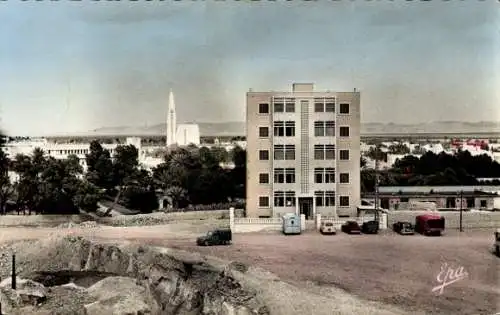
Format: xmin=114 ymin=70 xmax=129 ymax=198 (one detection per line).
xmin=0 ymin=228 xmax=411 ymax=315
xmin=0 ymin=235 xmax=268 ymax=315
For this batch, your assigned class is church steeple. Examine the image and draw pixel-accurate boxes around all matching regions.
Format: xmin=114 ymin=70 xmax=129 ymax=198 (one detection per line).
xmin=166 ymin=89 xmax=177 ymax=147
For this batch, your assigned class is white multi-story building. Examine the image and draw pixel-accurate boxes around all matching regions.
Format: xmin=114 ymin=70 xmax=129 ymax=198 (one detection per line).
xmin=246 ymin=83 xmax=361 ymax=218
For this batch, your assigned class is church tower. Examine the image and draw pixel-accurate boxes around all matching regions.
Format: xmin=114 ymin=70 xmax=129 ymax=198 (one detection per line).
xmin=166 ymin=89 xmax=177 ymax=147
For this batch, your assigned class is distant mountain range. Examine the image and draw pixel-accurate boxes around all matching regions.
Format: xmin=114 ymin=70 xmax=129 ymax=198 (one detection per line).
xmin=82 ymin=121 xmax=500 ymax=137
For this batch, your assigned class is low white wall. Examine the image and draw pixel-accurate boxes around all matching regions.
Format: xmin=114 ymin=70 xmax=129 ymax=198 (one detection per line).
xmin=232 ymin=216 xmax=282 ymax=233
xmin=0 ymin=215 xmax=84 ymax=227
xmin=229 ymin=209 xmax=307 ymax=233
xmin=387 ymin=210 xmax=500 ymax=229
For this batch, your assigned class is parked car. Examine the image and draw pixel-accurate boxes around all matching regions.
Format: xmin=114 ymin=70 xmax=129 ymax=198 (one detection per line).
xmin=361 ymin=221 xmax=379 ymax=234
xmin=320 ymin=221 xmax=337 ymax=235
xmin=393 ymin=221 xmax=415 ymax=235
xmin=196 ymin=228 xmax=232 ymax=246
xmin=415 ymin=214 xmax=445 ymax=236
xmin=495 ymin=229 xmax=500 ymax=257
xmin=341 ymin=221 xmax=361 ymax=234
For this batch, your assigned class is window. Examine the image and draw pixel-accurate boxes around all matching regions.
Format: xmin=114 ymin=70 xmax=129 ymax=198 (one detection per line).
xmin=314 ymin=121 xmax=324 ymax=137
xmin=274 ymin=191 xmax=296 ymax=207
xmin=274 ymin=168 xmax=295 ymax=183
xmin=325 ymin=98 xmax=335 ymax=112
xmin=315 ymin=145 xmax=336 ymax=160
xmin=285 ymin=145 xmax=295 ymax=160
xmin=274 ymin=145 xmax=284 ymax=160
xmin=274 ymin=191 xmax=284 ymax=207
xmin=339 ymin=173 xmax=349 ymax=184
xmin=259 ymin=127 xmax=269 ymax=138
xmin=314 ymin=103 xmax=323 ymax=112
xmin=339 ymin=126 xmax=350 ymax=137
xmin=285 ymin=98 xmax=295 ymax=112
xmin=273 ymin=98 xmax=284 ymax=112
xmin=274 ymin=168 xmax=285 ymax=183
xmin=325 ymin=145 xmax=335 ymax=159
xmin=480 ymin=200 xmax=487 ymax=208
xmin=325 ymin=121 xmax=335 ymax=136
xmin=259 ymin=150 xmax=269 ymax=160
xmin=339 ymin=196 xmax=349 ymax=207
xmin=314 ymin=121 xmax=335 ymax=137
xmin=259 ymin=196 xmax=269 ymax=207
xmin=314 ymin=97 xmax=335 ymax=112
xmin=274 ymin=145 xmax=295 ymax=160
xmin=274 ymin=121 xmax=284 ymax=137
xmin=285 ymin=168 xmax=295 ymax=183
xmin=285 ymin=121 xmax=295 ymax=137
xmin=259 ymin=173 xmax=269 ymax=184
xmin=315 ymin=191 xmax=335 ymax=207
xmin=314 ymin=145 xmax=325 ymax=160
xmin=274 ymin=121 xmax=295 ymax=137
xmin=259 ymin=103 xmax=269 ymax=114
xmin=314 ymin=168 xmax=335 ymax=183
xmin=285 ymin=191 xmax=296 ymax=206
xmin=339 ymin=149 xmax=349 ymax=160
xmin=339 ymin=103 xmax=349 ymax=114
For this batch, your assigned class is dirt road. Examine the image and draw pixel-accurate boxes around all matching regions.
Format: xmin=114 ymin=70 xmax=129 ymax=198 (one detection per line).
xmin=130 ymin=230 xmax=500 ymax=315
xmin=0 ymin=225 xmax=498 ymax=315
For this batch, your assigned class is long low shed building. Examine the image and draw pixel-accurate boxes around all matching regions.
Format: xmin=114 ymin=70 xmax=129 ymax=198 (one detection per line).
xmin=362 ymin=185 xmax=500 ymax=211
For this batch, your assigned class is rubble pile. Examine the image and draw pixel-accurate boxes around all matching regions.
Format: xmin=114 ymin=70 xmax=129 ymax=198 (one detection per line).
xmin=56 ymin=221 xmax=101 ymax=229
xmin=106 ymin=213 xmax=173 ymax=226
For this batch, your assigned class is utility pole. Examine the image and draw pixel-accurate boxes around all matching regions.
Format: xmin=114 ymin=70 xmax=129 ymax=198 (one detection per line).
xmin=374 ymin=144 xmax=380 ymax=222
xmin=459 ymin=190 xmax=463 ymax=232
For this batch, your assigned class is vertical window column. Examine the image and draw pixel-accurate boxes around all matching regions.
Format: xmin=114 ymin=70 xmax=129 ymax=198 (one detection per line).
xmin=300 ymin=100 xmax=310 ymax=194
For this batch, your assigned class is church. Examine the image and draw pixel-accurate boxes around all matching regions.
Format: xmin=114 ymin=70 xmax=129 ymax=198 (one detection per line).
xmin=166 ymin=89 xmax=201 ymax=147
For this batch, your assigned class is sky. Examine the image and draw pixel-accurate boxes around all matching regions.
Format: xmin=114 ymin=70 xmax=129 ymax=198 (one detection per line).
xmin=0 ymin=2 xmax=499 ymax=136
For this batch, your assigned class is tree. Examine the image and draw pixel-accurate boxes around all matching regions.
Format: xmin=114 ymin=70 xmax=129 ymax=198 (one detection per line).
xmin=85 ymin=140 xmax=113 ymax=190
xmin=388 ymin=143 xmax=410 ymax=155
xmin=11 ymin=149 xmax=101 ymax=214
xmin=229 ymin=146 xmax=246 ymax=199
xmin=362 ymin=150 xmax=500 ymax=190
xmin=360 ymin=157 xmax=367 ymax=168
xmin=152 ymin=145 xmax=241 ymax=208
xmin=121 ymin=168 xmax=158 ymax=213
xmin=164 ymin=186 xmax=188 ymax=209
xmin=366 ymin=146 xmax=387 ymax=162
xmin=0 ymin=132 xmax=13 ymax=214
xmin=112 ymin=144 xmax=139 ymax=187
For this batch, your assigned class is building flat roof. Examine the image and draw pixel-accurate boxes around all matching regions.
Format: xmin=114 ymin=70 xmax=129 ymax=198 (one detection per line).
xmin=378 ymin=185 xmax=500 ymax=194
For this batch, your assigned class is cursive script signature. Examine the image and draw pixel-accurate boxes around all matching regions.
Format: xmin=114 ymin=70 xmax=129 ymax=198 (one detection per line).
xmin=431 ymin=262 xmax=468 ymax=295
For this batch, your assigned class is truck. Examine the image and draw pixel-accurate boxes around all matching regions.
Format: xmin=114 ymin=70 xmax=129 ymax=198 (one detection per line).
xmin=415 ymin=214 xmax=445 ymax=236
xmin=196 ymin=228 xmax=232 ymax=246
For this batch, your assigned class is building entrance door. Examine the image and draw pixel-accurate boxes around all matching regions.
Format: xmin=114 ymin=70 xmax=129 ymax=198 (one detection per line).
xmin=299 ymin=197 xmax=314 ymax=220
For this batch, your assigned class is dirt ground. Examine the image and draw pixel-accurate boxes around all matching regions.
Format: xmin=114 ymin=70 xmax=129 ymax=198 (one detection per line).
xmin=0 ymin=225 xmax=498 ymax=315
xmin=126 ymin=230 xmax=500 ymax=315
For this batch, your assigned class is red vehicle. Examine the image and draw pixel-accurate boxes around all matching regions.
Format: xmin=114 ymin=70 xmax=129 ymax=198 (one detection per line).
xmin=415 ymin=214 xmax=445 ymax=236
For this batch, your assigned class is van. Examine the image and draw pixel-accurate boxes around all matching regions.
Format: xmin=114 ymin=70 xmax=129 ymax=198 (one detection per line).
xmin=282 ymin=213 xmax=301 ymax=235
